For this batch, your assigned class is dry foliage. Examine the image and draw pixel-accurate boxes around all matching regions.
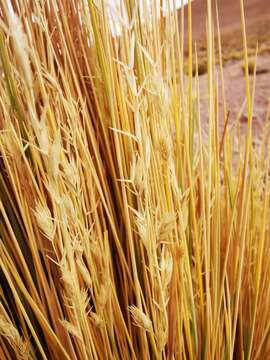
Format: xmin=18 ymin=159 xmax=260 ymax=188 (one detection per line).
xmin=0 ymin=0 xmax=269 ymax=359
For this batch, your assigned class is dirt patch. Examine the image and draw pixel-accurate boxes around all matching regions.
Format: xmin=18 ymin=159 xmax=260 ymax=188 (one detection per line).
xmin=198 ymin=54 xmax=270 ymax=136
xmin=181 ymin=0 xmax=270 ymax=139
xmin=181 ymin=0 xmax=270 ymax=73
xmin=181 ymin=0 xmax=270 ymax=44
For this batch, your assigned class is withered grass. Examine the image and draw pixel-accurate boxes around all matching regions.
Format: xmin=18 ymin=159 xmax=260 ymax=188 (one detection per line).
xmin=0 ymin=0 xmax=269 ymax=358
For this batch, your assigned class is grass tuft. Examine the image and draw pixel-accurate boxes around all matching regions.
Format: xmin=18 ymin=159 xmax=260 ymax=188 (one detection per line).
xmin=0 ymin=0 xmax=269 ymax=358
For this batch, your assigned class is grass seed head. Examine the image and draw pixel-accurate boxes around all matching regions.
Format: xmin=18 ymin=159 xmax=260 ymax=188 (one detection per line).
xmin=76 ymin=256 xmax=93 ymax=289
xmin=0 ymin=314 xmax=30 ymax=359
xmin=60 ymin=320 xmax=82 ymax=340
xmin=155 ymin=315 xmax=168 ymax=352
xmin=62 ymin=157 xmax=80 ymax=189
xmin=158 ymin=136 xmax=171 ymax=162
xmin=129 ymin=306 xmax=153 ymax=333
xmin=97 ymin=280 xmax=110 ymax=309
xmin=90 ymin=312 xmax=104 ymax=328
xmin=49 ymin=132 xmax=62 ymax=179
xmin=8 ymin=10 xmax=32 ymax=89
xmin=160 ymin=250 xmax=173 ymax=289
xmin=34 ymin=201 xmax=55 ymax=240
xmin=158 ymin=212 xmax=176 ymax=243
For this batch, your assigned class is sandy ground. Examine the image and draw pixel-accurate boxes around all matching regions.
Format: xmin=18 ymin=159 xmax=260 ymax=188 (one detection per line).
xmin=199 ymin=54 xmax=270 ymax=141
xmin=182 ymin=0 xmax=270 ymax=43
xmin=180 ymin=0 xmax=270 ymax=137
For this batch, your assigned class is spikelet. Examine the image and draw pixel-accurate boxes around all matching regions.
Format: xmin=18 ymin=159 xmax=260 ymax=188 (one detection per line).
xmin=34 ymin=201 xmax=55 ymax=240
xmin=37 ymin=102 xmax=50 ymax=155
xmin=60 ymin=319 xmax=82 ymax=340
xmin=45 ymin=181 xmax=62 ymax=205
xmin=0 ymin=127 xmax=21 ymax=164
xmin=123 ymin=67 xmax=137 ymax=96
xmin=76 ymin=256 xmax=93 ymax=289
xmin=97 ymin=280 xmax=110 ymax=309
xmin=63 ymin=195 xmax=76 ymax=220
xmin=155 ymin=315 xmax=168 ymax=352
xmin=71 ymin=234 xmax=85 ymax=255
xmin=90 ymin=312 xmax=104 ymax=328
xmin=38 ymin=118 xmax=49 ymax=155
xmin=78 ymin=288 xmax=90 ymax=311
xmin=129 ymin=306 xmax=153 ymax=332
xmin=157 ymin=135 xmax=171 ymax=162
xmin=158 ymin=212 xmax=176 ymax=244
xmin=59 ymin=253 xmax=74 ymax=289
xmin=130 ymin=155 xmax=144 ymax=191
xmin=62 ymin=157 xmax=80 ymax=189
xmin=61 ymin=270 xmax=73 ymax=289
xmin=49 ymin=132 xmax=61 ymax=179
xmin=168 ymin=158 xmax=181 ymax=196
xmin=7 ymin=8 xmax=32 ymax=89
xmin=135 ymin=213 xmax=148 ymax=248
xmin=134 ymin=210 xmax=152 ymax=257
xmin=160 ymin=250 xmax=173 ymax=289
xmin=0 ymin=314 xmax=30 ymax=359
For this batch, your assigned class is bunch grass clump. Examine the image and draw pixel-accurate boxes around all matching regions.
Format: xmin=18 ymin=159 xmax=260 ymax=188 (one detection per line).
xmin=0 ymin=0 xmax=269 ymax=358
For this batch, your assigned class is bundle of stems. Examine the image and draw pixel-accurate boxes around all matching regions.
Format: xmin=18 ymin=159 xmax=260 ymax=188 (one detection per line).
xmin=0 ymin=0 xmax=269 ymax=358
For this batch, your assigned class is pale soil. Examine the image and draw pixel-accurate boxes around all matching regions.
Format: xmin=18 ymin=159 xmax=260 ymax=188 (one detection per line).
xmin=181 ymin=0 xmax=270 ymax=139
xmin=182 ymin=0 xmax=270 ymax=44
xmin=199 ymin=54 xmax=270 ymax=139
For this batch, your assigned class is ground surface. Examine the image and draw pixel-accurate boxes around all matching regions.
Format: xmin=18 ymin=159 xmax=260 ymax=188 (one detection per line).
xmin=185 ymin=0 xmax=270 ymax=43
xmin=181 ymin=0 xmax=270 ymax=136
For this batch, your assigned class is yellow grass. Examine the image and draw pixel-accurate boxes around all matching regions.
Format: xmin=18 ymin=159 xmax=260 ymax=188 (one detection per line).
xmin=0 ymin=0 xmax=269 ymax=358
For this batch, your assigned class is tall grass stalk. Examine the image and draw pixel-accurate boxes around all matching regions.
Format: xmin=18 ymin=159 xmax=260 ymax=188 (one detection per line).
xmin=0 ymin=0 xmax=269 ymax=358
